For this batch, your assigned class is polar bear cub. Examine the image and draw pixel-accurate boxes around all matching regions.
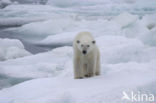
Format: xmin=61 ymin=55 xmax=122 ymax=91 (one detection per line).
xmin=73 ymin=32 xmax=100 ymax=79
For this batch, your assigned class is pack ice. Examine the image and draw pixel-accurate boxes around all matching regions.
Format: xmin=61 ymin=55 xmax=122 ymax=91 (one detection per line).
xmin=0 ymin=2 xmax=156 ymax=103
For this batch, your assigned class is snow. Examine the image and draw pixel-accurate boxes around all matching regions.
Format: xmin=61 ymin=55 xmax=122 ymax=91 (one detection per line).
xmin=0 ymin=38 xmax=31 ymax=61
xmin=9 ymin=16 xmax=121 ymax=44
xmin=0 ymin=46 xmax=72 ymax=78
xmin=0 ymin=60 xmax=155 ymax=103
xmin=0 ymin=34 xmax=155 ymax=79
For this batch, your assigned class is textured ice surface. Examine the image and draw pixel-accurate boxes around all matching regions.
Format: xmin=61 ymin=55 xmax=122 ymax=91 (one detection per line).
xmin=0 ymin=5 xmax=57 ymax=26
xmin=0 ymin=1 xmax=156 ymax=103
xmin=0 ymin=60 xmax=155 ymax=103
xmin=113 ymin=12 xmax=138 ymax=28
xmin=0 ymin=46 xmax=72 ymax=78
xmin=14 ymin=12 xmax=153 ymax=46
xmin=1 ymin=0 xmax=156 ymax=26
xmin=47 ymin=0 xmax=156 ymax=16
xmin=0 ymin=0 xmax=12 ymax=8
xmin=0 ymin=38 xmax=31 ymax=61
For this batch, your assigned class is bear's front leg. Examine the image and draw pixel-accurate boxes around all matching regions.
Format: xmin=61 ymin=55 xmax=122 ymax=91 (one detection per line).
xmin=74 ymin=57 xmax=84 ymax=79
xmin=87 ymin=59 xmax=96 ymax=77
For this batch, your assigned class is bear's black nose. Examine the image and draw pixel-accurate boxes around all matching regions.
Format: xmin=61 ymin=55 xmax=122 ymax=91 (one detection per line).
xmin=82 ymin=50 xmax=87 ymax=54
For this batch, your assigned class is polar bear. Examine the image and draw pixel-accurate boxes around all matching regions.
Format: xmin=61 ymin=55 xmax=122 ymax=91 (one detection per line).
xmin=73 ymin=31 xmax=100 ymax=79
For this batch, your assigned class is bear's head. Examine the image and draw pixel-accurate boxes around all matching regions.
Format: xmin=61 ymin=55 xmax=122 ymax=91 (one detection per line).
xmin=76 ymin=39 xmax=96 ymax=55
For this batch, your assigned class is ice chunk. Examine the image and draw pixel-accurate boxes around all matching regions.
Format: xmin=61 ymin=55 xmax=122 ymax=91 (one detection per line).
xmin=0 ymin=60 xmax=155 ymax=103
xmin=0 ymin=4 xmax=58 ymax=26
xmin=16 ymin=19 xmax=77 ymax=37
xmin=1 ymin=35 xmax=151 ymax=79
xmin=121 ymin=19 xmax=149 ymax=38
xmin=0 ymin=0 xmax=12 ymax=8
xmin=113 ymin=12 xmax=138 ymax=28
xmin=38 ymin=20 xmax=122 ymax=45
xmin=0 ymin=38 xmax=24 ymax=48
xmin=39 ymin=31 xmax=79 ymax=45
xmin=0 ymin=38 xmax=31 ymax=61
xmin=96 ymin=36 xmax=145 ymax=63
xmin=140 ymin=27 xmax=156 ymax=46
xmin=141 ymin=14 xmax=156 ymax=30
xmin=5 ymin=47 xmax=31 ymax=60
xmin=0 ymin=46 xmax=72 ymax=78
xmin=0 ymin=49 xmax=5 ymax=60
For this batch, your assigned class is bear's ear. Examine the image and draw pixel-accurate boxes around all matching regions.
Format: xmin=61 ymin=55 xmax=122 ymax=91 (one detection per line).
xmin=92 ymin=40 xmax=96 ymax=44
xmin=77 ymin=40 xmax=80 ymax=43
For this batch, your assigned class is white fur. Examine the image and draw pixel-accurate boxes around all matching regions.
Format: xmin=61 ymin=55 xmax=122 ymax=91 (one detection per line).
xmin=73 ymin=32 xmax=100 ymax=79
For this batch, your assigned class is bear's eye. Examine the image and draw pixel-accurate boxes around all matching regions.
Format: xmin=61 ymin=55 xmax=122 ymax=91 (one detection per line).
xmin=87 ymin=45 xmax=90 ymax=47
xmin=92 ymin=40 xmax=96 ymax=44
xmin=81 ymin=44 xmax=83 ymax=47
xmin=77 ymin=40 xmax=80 ymax=43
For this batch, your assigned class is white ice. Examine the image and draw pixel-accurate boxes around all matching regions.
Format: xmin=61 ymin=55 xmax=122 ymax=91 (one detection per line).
xmin=0 ymin=0 xmax=12 ymax=8
xmin=0 ymin=38 xmax=31 ymax=61
xmin=0 ymin=59 xmax=155 ymax=103
xmin=0 ymin=32 xmax=156 ymax=103
xmin=0 ymin=46 xmax=72 ymax=78
xmin=0 ymin=1 xmax=156 ymax=103
xmin=0 ymin=4 xmax=58 ymax=26
xmin=1 ymin=0 xmax=156 ymax=27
